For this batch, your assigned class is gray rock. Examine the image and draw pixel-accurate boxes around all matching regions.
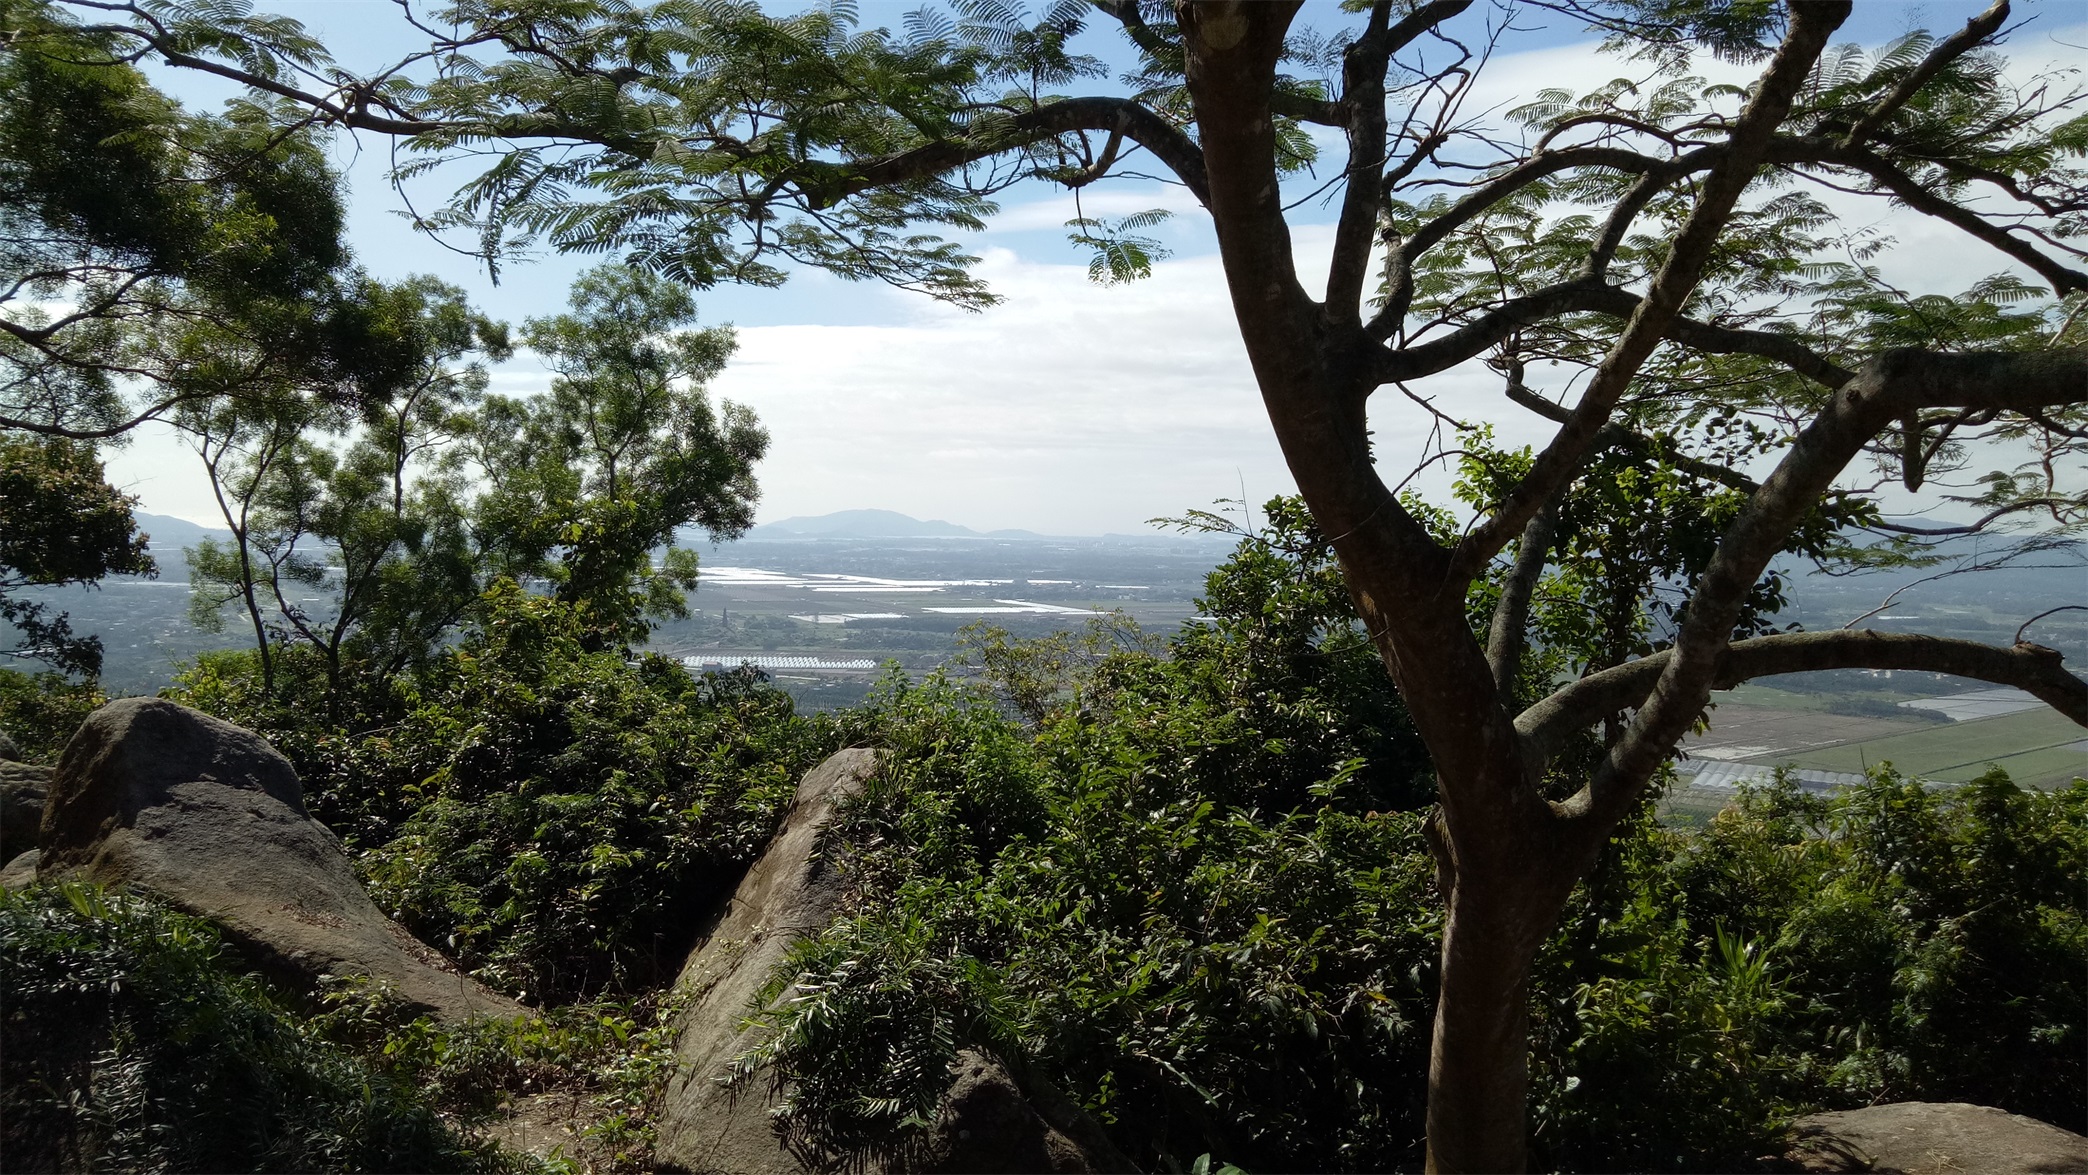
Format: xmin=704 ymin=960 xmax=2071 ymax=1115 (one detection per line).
xmin=0 ymin=728 xmax=22 ymax=761
xmin=904 ymin=1049 xmax=1135 ymax=1174
xmin=2 ymin=759 xmax=50 ymax=861
xmin=651 ymin=748 xmax=1134 ymax=1175
xmin=1 ymin=849 xmax=38 ymax=888
xmin=1786 ymin=1102 xmax=2088 ymax=1174
xmin=654 ymin=748 xmax=880 ymax=1174
xmin=37 ymin=697 xmax=523 ymax=1022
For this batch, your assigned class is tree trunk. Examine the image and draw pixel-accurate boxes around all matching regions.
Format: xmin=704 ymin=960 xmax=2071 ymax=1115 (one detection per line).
xmin=1424 ymin=876 xmax=1557 ymax=1173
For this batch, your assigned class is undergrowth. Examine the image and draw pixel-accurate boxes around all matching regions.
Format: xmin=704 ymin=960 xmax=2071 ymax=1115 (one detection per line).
xmin=0 ymin=882 xmax=529 ymax=1174
xmin=1 ymin=881 xmax=695 ymax=1173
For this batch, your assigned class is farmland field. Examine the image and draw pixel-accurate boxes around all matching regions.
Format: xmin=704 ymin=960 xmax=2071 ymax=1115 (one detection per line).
xmin=1684 ymin=696 xmax=2085 ymax=791
xmin=1774 ymin=707 xmax=2086 ymax=788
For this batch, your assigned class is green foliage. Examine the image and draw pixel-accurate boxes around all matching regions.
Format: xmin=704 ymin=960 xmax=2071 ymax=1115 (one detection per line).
xmin=171 ymin=582 xmax=836 ymax=1005
xmin=0 ymin=436 xmax=152 ymax=676
xmin=481 ymin=263 xmax=767 ymax=649
xmin=754 ymin=682 xmax=2088 ymax=1173
xmin=724 ymin=525 xmax=1440 ymax=1168
xmin=1065 ymin=209 xmax=1174 ymax=286
xmin=951 ymin=610 xmax=1160 ymax=724
xmin=311 ymin=977 xmax=690 ymax=1173
xmin=182 ymin=261 xmax=765 ymax=713
xmin=1529 ymin=768 xmax=2088 ymax=1171
xmin=27 ymin=0 xmax=1324 ymax=305
xmin=744 ymin=675 xmax=1443 ymax=1172
xmin=181 ymin=274 xmax=510 ymax=703
xmin=0 ymin=666 xmax=103 ymax=761
xmin=1152 ymin=496 xmax=1434 ymax=813
xmin=0 ymin=0 xmax=416 ymax=437
xmin=720 ymin=525 xmax=2079 ymax=1168
xmin=0 ymin=882 xmax=530 ymax=1174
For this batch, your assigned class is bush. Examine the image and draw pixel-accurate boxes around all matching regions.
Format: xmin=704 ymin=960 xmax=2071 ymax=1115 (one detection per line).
xmin=0 ymin=882 xmax=529 ymax=1174
xmin=170 ymin=582 xmax=839 ymax=1005
xmin=0 ymin=668 xmax=104 ymax=762
xmin=755 ymin=671 xmax=2087 ymax=1174
xmin=740 ymin=676 xmax=1443 ymax=1172
xmin=1529 ymin=768 xmax=2088 ymax=1172
xmin=311 ymin=977 xmax=690 ymax=1173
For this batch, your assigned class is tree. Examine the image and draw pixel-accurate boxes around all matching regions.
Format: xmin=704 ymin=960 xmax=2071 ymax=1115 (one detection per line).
xmin=1 ymin=0 xmax=425 ymax=686
xmin=187 ymin=264 xmax=763 ymax=706
xmin=47 ymin=0 xmax=2088 ymax=1167
xmin=185 ymin=276 xmax=511 ymax=704
xmin=0 ymin=0 xmax=364 ymax=441
xmin=475 ymin=263 xmax=767 ymax=648
xmin=0 ymin=437 xmax=152 ymax=675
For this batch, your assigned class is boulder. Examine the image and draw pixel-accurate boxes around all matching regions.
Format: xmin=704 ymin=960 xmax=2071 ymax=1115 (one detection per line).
xmin=1785 ymin=1102 xmax=2088 ymax=1174
xmin=1 ymin=849 xmax=38 ymax=888
xmin=37 ymin=697 xmax=522 ymax=1022
xmin=0 ymin=728 xmax=22 ymax=760
xmin=906 ymin=1050 xmax=1135 ymax=1174
xmin=2 ymin=759 xmax=50 ymax=861
xmin=651 ymin=748 xmax=1134 ymax=1175
xmin=654 ymin=748 xmax=881 ymax=1174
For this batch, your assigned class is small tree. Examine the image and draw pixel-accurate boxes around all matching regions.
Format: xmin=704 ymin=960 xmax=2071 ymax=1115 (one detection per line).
xmin=0 ymin=437 xmax=152 ymax=675
xmin=185 ymin=277 xmax=511 ymax=704
xmin=478 ymin=263 xmax=768 ymax=648
xmin=186 ymin=264 xmax=766 ymax=702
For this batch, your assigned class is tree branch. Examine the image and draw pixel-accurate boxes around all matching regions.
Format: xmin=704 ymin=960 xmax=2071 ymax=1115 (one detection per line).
xmin=1518 ymin=629 xmax=2086 ymax=768
xmin=1449 ymin=3 xmax=1851 ymax=580
xmin=1486 ymin=497 xmax=1558 ymax=690
xmin=1372 ymin=277 xmax=1854 ymax=386
xmin=821 ymin=96 xmax=1210 ymax=209
xmin=1368 ymin=145 xmax=1701 ymax=340
xmin=1502 ymin=379 xmax=1761 ymax=493
xmin=1773 ymin=137 xmax=2088 ymax=296
xmin=1568 ymin=344 xmax=2088 ymax=831
xmin=1324 ymin=2 xmax=1395 ymax=324
xmin=1839 ymin=0 xmax=2010 ymax=148
xmin=1090 ymin=0 xmax=1171 ymax=59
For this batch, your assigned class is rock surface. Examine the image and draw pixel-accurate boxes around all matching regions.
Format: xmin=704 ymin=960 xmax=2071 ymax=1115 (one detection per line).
xmin=37 ymin=697 xmax=521 ymax=1022
xmin=1 ymin=759 xmax=50 ymax=861
xmin=1785 ymin=1102 xmax=2088 ymax=1174
xmin=907 ymin=1050 xmax=1136 ymax=1174
xmin=1 ymin=848 xmax=38 ymax=888
xmin=653 ymin=747 xmax=881 ymax=1174
xmin=652 ymin=749 xmax=1133 ymax=1175
xmin=0 ymin=729 xmax=22 ymax=761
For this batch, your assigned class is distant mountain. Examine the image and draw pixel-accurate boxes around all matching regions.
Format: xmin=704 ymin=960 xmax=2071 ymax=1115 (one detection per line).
xmin=132 ymin=512 xmax=231 ymax=552
xmin=741 ymin=509 xmax=991 ymax=540
xmin=694 ymin=509 xmax=1234 ymax=547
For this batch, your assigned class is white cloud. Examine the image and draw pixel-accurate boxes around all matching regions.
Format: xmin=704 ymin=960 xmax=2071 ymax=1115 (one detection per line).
xmin=709 ymin=246 xmax=1294 ymax=534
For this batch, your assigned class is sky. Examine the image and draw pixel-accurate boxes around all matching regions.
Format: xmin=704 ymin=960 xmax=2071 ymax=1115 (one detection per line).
xmin=98 ymin=0 xmax=2088 ymax=535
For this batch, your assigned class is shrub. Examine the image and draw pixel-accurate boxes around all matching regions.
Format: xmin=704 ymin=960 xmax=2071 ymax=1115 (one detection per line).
xmin=1529 ymin=768 xmax=2088 ymax=1172
xmin=0 ymin=882 xmax=530 ymax=1174
xmin=0 ymin=667 xmax=104 ymax=762
xmin=756 ymin=672 xmax=2088 ymax=1175
xmin=357 ymin=586 xmax=835 ymax=1003
xmin=739 ymin=676 xmax=1442 ymax=1172
xmin=311 ymin=977 xmax=690 ymax=1173
xmin=173 ymin=582 xmax=839 ymax=1005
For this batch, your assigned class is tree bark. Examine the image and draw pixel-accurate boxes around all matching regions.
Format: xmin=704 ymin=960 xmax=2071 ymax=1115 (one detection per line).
xmin=1427 ymin=893 xmax=1539 ymax=1175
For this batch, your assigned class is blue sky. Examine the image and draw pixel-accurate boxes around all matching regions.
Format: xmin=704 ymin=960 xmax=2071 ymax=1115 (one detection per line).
xmin=106 ymin=0 xmax=2083 ymax=534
